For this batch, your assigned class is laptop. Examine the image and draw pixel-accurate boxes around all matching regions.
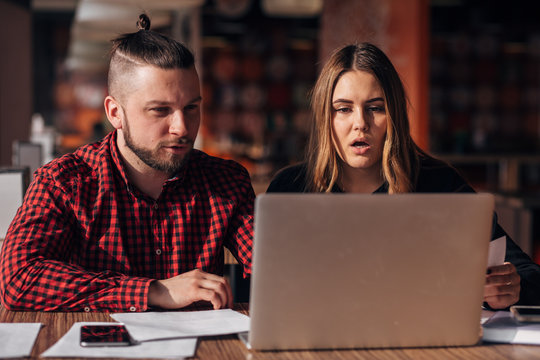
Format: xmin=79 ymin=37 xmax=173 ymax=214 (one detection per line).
xmin=243 ymin=193 xmax=494 ymax=350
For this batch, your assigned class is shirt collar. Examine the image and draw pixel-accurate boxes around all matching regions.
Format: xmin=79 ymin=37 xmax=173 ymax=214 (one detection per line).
xmin=109 ymin=130 xmax=132 ymax=189
xmin=374 ymin=182 xmax=389 ymax=193
xmin=165 ymin=150 xmax=193 ymax=186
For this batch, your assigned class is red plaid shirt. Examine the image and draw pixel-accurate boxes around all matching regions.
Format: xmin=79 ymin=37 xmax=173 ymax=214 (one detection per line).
xmin=0 ymin=131 xmax=253 ymax=312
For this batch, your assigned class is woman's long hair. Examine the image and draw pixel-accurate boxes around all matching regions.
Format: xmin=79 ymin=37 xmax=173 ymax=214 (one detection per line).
xmin=305 ymin=43 xmax=424 ymax=193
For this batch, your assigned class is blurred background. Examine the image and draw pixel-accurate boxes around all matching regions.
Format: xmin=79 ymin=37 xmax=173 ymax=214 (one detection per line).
xmin=2 ymin=0 xmax=540 ymax=263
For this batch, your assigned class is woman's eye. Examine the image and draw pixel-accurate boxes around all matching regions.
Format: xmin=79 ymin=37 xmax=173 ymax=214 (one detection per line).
xmin=185 ymin=104 xmax=199 ymax=112
xmin=334 ymin=107 xmax=351 ymax=113
xmin=368 ymin=106 xmax=385 ymax=113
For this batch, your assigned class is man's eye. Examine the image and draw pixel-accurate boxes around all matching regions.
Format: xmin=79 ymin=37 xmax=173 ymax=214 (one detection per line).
xmin=151 ymin=107 xmax=170 ymax=114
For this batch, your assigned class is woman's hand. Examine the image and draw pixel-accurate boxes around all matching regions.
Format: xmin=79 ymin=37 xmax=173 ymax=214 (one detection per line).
xmin=484 ymin=262 xmax=520 ymax=309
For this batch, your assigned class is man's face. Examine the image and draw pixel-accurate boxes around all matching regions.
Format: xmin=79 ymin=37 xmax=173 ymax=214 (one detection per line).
xmin=115 ymin=65 xmax=201 ymax=176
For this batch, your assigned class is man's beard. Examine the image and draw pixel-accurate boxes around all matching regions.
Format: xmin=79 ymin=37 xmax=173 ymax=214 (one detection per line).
xmin=123 ymin=119 xmax=193 ymax=175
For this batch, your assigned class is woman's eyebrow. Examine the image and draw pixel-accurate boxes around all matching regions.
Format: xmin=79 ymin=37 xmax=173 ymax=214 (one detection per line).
xmin=332 ymin=97 xmax=384 ymax=104
xmin=332 ymin=98 xmax=353 ymax=104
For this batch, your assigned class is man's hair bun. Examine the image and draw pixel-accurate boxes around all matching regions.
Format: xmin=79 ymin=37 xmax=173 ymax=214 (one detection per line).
xmin=136 ymin=13 xmax=151 ymax=31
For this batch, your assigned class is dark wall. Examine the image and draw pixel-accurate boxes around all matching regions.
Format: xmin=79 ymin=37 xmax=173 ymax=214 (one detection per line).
xmin=0 ymin=0 xmax=32 ymax=166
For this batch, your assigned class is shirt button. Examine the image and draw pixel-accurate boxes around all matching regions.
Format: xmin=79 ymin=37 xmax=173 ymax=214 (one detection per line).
xmin=153 ymin=203 xmax=158 ymax=210
xmin=84 ymin=307 xmax=91 ymax=312
xmin=155 ymin=249 xmax=162 ymax=255
xmin=129 ymin=306 xmax=137 ymax=312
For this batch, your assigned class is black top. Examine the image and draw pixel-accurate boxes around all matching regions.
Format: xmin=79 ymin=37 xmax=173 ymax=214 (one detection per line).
xmin=267 ymin=156 xmax=540 ymax=306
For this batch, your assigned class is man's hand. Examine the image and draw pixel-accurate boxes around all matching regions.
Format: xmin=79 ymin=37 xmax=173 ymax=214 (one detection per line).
xmin=484 ymin=262 xmax=520 ymax=309
xmin=148 ymin=269 xmax=233 ymax=310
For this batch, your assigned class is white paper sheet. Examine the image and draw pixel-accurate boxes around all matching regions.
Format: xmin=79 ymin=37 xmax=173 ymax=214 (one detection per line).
xmin=481 ymin=309 xmax=496 ymax=325
xmin=0 ymin=323 xmax=42 ymax=358
xmin=41 ymin=322 xmax=197 ymax=358
xmin=110 ymin=309 xmax=250 ymax=342
xmin=488 ymin=236 xmax=506 ymax=267
xmin=482 ymin=311 xmax=540 ymax=345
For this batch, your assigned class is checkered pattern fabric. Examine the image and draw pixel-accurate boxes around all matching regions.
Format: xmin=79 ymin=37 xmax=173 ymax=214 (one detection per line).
xmin=0 ymin=131 xmax=253 ymax=311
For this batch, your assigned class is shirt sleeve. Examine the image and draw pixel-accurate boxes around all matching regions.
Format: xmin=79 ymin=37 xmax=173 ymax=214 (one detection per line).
xmin=0 ymin=174 xmax=153 ymax=312
xmin=224 ymin=166 xmax=254 ymax=278
xmin=492 ymin=214 xmax=540 ymax=306
xmin=440 ymin=164 xmax=540 ymax=306
xmin=266 ymin=163 xmax=307 ymax=193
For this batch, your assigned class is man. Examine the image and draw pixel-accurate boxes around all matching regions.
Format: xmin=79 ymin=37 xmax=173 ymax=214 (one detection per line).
xmin=0 ymin=14 xmax=253 ymax=312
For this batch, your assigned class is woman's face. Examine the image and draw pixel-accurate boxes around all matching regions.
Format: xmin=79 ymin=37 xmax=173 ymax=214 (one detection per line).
xmin=331 ymin=70 xmax=387 ymax=176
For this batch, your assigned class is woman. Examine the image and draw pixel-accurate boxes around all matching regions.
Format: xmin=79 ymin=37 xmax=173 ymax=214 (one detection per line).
xmin=267 ymin=43 xmax=540 ymax=309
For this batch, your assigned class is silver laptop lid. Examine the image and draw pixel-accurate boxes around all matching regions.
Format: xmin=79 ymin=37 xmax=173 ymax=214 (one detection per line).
xmin=248 ymin=193 xmax=494 ymax=350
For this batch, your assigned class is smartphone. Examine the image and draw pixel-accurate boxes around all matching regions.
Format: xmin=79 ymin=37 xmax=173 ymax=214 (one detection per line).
xmin=80 ymin=324 xmax=133 ymax=347
xmin=510 ymin=305 xmax=540 ymax=323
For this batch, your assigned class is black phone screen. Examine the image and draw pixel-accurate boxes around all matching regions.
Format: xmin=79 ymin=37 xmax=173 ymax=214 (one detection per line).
xmin=80 ymin=325 xmax=132 ymax=347
xmin=515 ymin=307 xmax=540 ymax=315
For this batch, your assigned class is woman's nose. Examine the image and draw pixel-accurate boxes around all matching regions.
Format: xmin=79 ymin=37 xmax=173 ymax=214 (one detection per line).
xmin=353 ymin=110 xmax=369 ymax=131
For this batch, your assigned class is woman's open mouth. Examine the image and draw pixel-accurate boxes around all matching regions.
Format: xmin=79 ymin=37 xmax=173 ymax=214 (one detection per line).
xmin=352 ymin=140 xmax=369 ymax=148
xmin=351 ymin=140 xmax=371 ymax=154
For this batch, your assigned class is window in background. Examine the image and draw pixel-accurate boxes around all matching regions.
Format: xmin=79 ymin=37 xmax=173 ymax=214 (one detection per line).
xmin=200 ymin=0 xmax=319 ymax=182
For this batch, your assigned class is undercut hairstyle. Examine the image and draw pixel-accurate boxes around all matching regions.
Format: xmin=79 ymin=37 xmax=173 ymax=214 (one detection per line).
xmin=306 ymin=43 xmax=428 ymax=193
xmin=108 ymin=13 xmax=195 ymax=102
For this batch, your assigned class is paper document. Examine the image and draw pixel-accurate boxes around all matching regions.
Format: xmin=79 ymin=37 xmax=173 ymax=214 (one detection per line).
xmin=41 ymin=322 xmax=197 ymax=358
xmin=481 ymin=309 xmax=496 ymax=325
xmin=0 ymin=323 xmax=41 ymax=358
xmin=111 ymin=309 xmax=250 ymax=342
xmin=488 ymin=236 xmax=506 ymax=267
xmin=483 ymin=311 xmax=540 ymax=345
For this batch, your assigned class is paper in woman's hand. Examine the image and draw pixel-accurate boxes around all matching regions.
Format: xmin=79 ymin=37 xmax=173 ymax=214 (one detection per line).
xmin=488 ymin=236 xmax=506 ymax=267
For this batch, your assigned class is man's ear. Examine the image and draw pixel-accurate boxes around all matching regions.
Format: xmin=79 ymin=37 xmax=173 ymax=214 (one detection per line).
xmin=104 ymin=95 xmax=123 ymax=130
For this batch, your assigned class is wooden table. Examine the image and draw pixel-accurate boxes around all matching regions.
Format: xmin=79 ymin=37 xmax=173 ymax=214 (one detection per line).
xmin=2 ymin=304 xmax=540 ymax=359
